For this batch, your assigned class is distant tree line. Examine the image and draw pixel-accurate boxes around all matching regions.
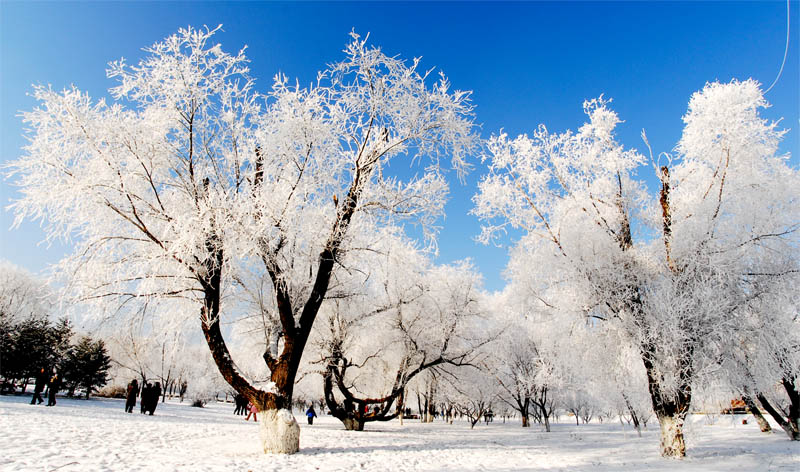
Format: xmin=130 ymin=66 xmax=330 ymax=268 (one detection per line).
xmin=0 ymin=315 xmax=111 ymax=399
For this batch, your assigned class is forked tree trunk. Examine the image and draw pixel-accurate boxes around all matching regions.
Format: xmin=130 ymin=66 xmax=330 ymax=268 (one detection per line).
xmin=648 ymin=166 xmax=691 ymax=457
xmin=521 ymin=414 xmax=530 ymax=427
xmin=199 ymin=239 xmax=302 ymax=454
xmin=642 ymin=348 xmax=692 ymax=458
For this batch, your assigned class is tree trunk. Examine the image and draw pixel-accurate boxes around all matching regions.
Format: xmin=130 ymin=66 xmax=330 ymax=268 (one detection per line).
xmin=623 ymin=393 xmax=642 ymax=437
xmin=259 ymin=409 xmax=300 ymax=454
xmin=643 ymin=361 xmax=692 ymax=456
xmin=521 ymin=414 xmax=529 ymax=427
xmin=657 ymin=413 xmax=686 ymax=457
xmin=757 ymin=380 xmax=799 ymax=441
xmin=742 ymin=394 xmax=771 ymax=433
xmin=647 ymin=388 xmax=690 ymax=457
xmin=638 ymin=319 xmax=693 ymax=458
xmin=343 ymin=417 xmax=365 ymax=431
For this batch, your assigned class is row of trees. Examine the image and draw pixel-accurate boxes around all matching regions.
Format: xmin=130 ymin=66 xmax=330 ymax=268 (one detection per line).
xmin=0 ymin=265 xmax=111 ymax=398
xmin=6 ymin=26 xmax=798 ymax=458
xmin=473 ymin=81 xmax=799 ymax=452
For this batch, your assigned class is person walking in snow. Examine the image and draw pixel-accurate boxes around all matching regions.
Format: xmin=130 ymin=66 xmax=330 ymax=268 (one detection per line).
xmin=245 ymin=402 xmax=258 ymax=422
xmin=147 ymin=382 xmax=162 ymax=415
xmin=306 ymin=405 xmax=317 ymax=425
xmin=125 ymin=379 xmax=138 ymax=413
xmin=233 ymin=393 xmax=246 ymax=415
xmin=30 ymin=367 xmax=47 ymax=405
xmin=140 ymin=382 xmax=152 ymax=414
xmin=46 ymin=372 xmax=60 ymax=406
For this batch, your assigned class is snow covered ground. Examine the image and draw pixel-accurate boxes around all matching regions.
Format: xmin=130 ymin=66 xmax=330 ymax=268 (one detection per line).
xmin=1 ymin=394 xmax=797 ymax=471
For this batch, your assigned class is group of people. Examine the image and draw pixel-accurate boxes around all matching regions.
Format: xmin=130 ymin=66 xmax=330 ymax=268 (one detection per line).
xmin=125 ymin=379 xmax=162 ymax=415
xmin=29 ymin=367 xmax=60 ymax=407
xmin=231 ymin=394 xmax=318 ymax=425
xmin=232 ymin=393 xmax=257 ymax=421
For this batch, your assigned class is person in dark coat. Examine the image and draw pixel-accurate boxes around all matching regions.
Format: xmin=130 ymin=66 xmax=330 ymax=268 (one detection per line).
xmin=147 ymin=382 xmax=161 ymax=415
xmin=125 ymin=379 xmax=138 ymax=413
xmin=46 ymin=372 xmax=60 ymax=406
xmin=140 ymin=383 xmax=152 ymax=414
xmin=305 ymin=405 xmax=317 ymax=425
xmin=234 ymin=393 xmax=246 ymax=415
xmin=31 ymin=368 xmax=47 ymax=405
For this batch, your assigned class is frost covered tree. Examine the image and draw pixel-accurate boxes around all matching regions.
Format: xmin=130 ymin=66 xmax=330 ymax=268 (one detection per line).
xmin=0 ymin=261 xmax=53 ymax=326
xmin=444 ymin=364 xmax=499 ymax=429
xmin=0 ymin=264 xmax=68 ymax=391
xmin=489 ymin=291 xmax=562 ymax=430
xmin=107 ymin=313 xmax=189 ymax=402
xmin=723 ymin=291 xmax=799 ymax=439
xmin=311 ymin=234 xmax=488 ymax=431
xmin=474 ymin=80 xmax=799 ymax=457
xmin=7 ymin=26 xmax=475 ymax=453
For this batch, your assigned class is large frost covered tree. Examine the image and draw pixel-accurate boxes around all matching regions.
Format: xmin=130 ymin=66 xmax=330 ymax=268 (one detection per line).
xmin=474 ymin=80 xmax=799 ymax=457
xmin=310 ymin=234 xmax=488 ymax=431
xmin=8 ymin=26 xmax=476 ymax=453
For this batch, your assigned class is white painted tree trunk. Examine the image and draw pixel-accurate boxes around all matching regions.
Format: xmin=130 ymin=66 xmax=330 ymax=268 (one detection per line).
xmin=657 ymin=414 xmax=686 ymax=458
xmin=259 ymin=409 xmax=300 ymax=454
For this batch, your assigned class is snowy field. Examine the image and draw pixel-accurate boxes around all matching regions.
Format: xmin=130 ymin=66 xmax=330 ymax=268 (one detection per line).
xmin=1 ymin=394 xmax=797 ymax=472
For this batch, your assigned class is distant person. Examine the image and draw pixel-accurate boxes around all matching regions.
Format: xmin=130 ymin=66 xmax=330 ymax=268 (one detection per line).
xmin=30 ymin=368 xmax=47 ymax=405
xmin=147 ymin=382 xmax=162 ymax=415
xmin=140 ymin=383 xmax=152 ymax=414
xmin=234 ymin=393 xmax=246 ymax=415
xmin=46 ymin=372 xmax=60 ymax=406
xmin=125 ymin=379 xmax=139 ymax=413
xmin=245 ymin=402 xmax=258 ymax=422
xmin=306 ymin=405 xmax=317 ymax=425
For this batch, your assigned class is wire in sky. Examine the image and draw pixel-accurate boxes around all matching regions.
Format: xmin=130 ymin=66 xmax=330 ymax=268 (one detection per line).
xmin=764 ymin=0 xmax=790 ymax=94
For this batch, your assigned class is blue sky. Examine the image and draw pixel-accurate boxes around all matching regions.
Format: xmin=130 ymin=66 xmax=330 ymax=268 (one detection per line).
xmin=1 ymin=1 xmax=798 ymax=292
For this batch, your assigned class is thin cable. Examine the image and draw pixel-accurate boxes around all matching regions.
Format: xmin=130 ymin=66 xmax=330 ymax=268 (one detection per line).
xmin=765 ymin=0 xmax=790 ymax=93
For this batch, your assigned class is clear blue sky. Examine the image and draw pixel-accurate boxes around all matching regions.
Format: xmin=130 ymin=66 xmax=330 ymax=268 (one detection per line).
xmin=2 ymin=1 xmax=798 ymax=292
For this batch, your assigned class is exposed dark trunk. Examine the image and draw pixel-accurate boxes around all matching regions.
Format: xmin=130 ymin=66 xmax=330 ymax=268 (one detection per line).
xmin=532 ymin=387 xmax=552 ymax=432
xmin=742 ymin=394 xmax=771 ymax=433
xmin=641 ymin=340 xmax=692 ymax=458
xmin=756 ymin=377 xmax=799 ymax=440
xmin=622 ymin=393 xmax=642 ymax=437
